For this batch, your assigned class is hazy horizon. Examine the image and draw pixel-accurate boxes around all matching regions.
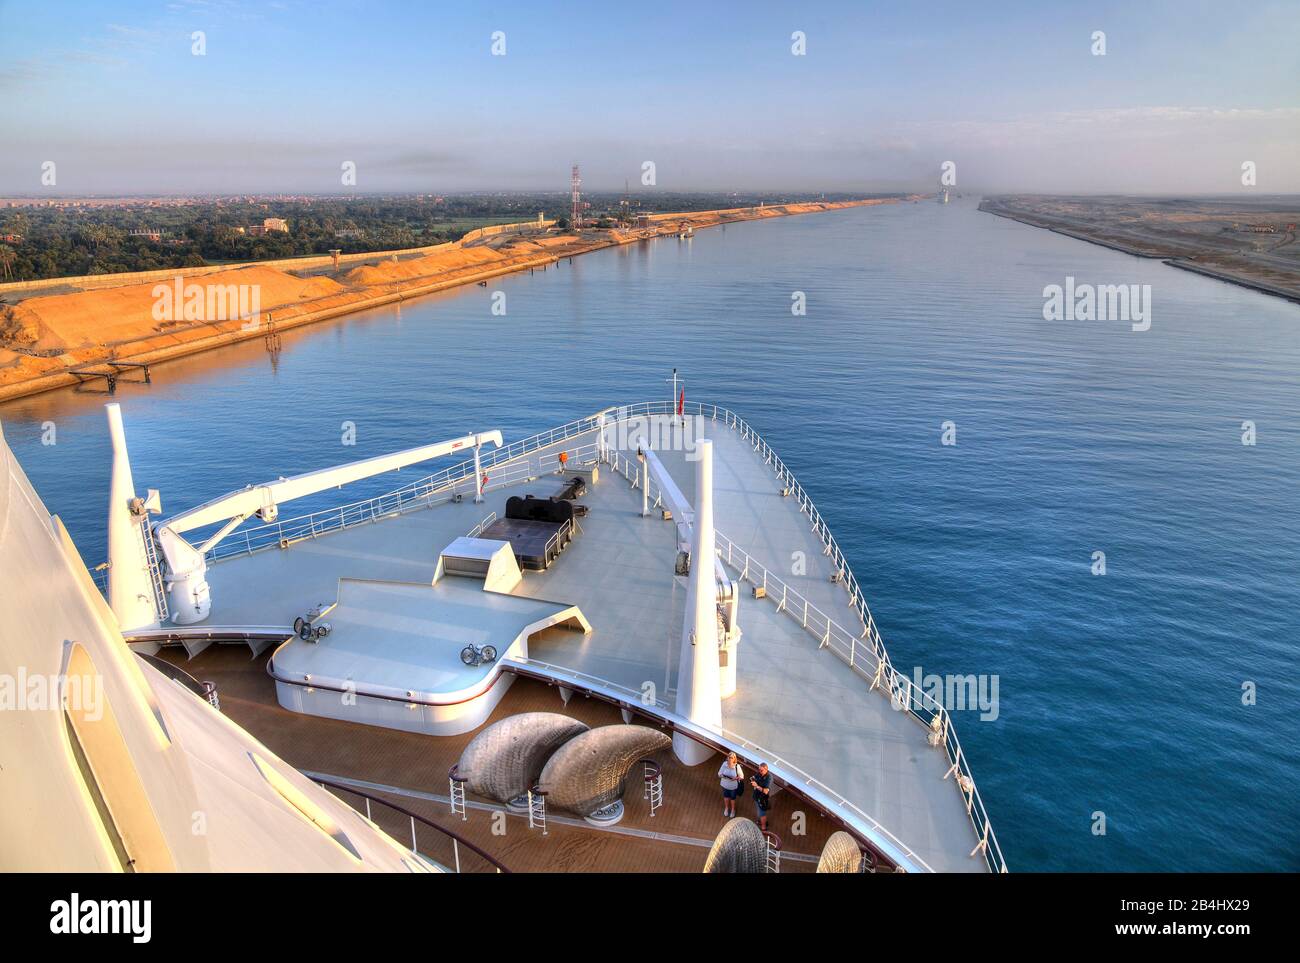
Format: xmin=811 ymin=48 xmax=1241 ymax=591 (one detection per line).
xmin=2 ymin=0 xmax=1298 ymax=196
xmin=5 ymin=190 xmax=1300 ymax=202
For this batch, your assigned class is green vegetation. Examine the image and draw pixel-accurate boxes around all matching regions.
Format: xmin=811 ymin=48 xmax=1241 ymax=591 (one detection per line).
xmin=0 ymin=190 xmax=883 ymax=282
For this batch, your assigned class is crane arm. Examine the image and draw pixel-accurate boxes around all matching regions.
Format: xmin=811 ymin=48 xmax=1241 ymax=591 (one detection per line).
xmin=161 ymin=430 xmax=501 ymax=536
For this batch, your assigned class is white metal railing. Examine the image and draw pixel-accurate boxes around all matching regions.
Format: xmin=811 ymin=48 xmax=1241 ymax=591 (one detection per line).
xmin=316 ymin=777 xmax=507 ymax=873
xmin=466 ymin=512 xmax=498 ymax=539
xmin=596 ymin=405 xmax=1005 ymax=873
xmin=598 ymin=400 xmax=890 ymax=646
xmin=201 ymin=439 xmax=600 ymax=563
xmin=606 ymin=448 xmax=667 ymax=518
xmin=505 ymin=654 xmax=936 ymax=872
xmin=711 ymin=532 xmax=1006 ymax=873
xmin=542 ymin=522 xmax=568 ymax=564
xmin=171 ymin=403 xmax=658 ymax=565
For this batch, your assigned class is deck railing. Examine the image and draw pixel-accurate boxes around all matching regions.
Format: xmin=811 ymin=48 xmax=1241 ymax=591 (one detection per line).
xmin=203 ymin=439 xmax=600 ymax=562
xmin=315 ymin=777 xmax=508 ymax=873
xmin=137 ymin=651 xmax=219 ymax=708
xmin=504 ymin=655 xmax=934 ymax=873
xmin=599 ymin=404 xmax=1007 ymax=874
xmin=710 ymin=532 xmax=1006 ymax=874
xmin=466 ymin=512 xmax=498 ymax=539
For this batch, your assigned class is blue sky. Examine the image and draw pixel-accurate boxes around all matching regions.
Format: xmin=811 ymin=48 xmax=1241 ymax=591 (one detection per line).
xmin=2 ymin=0 xmax=1297 ymax=194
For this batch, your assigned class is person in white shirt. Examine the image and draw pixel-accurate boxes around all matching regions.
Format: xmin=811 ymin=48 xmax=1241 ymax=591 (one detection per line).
xmin=718 ymin=751 xmax=743 ymax=818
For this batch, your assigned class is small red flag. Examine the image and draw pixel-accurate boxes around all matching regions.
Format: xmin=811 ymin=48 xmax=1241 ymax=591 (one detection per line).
xmin=677 ymin=388 xmax=684 ymax=416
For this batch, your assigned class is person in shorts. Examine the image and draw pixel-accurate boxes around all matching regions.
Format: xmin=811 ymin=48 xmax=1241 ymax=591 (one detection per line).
xmin=718 ymin=751 xmax=743 ymax=818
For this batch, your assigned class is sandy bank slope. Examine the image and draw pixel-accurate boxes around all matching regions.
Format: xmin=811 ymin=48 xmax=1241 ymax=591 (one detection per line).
xmin=5 ymin=267 xmax=346 ymax=353
xmin=0 ymin=199 xmax=900 ymax=401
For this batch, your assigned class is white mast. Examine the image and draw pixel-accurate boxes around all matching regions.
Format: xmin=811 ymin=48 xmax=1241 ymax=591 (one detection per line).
xmin=105 ymin=403 xmax=161 ymax=633
xmin=665 ymin=368 xmax=683 ymax=425
xmin=673 ymin=438 xmax=722 ymax=765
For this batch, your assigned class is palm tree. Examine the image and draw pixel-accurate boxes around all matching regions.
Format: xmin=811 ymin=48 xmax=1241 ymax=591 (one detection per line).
xmin=2 ymin=212 xmax=28 ymax=240
xmin=79 ymin=225 xmax=106 ymax=250
xmin=0 ymin=244 xmax=16 ymax=281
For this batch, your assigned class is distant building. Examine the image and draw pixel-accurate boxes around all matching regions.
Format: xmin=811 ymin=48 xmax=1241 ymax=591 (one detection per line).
xmin=128 ymin=228 xmax=162 ymax=241
xmin=334 ymin=228 xmax=365 ymax=240
xmin=247 ymin=218 xmax=289 ymax=236
xmin=0 ymin=233 xmax=22 ymax=243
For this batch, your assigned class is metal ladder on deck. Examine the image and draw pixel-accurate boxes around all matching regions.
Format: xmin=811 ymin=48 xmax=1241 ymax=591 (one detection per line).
xmin=448 ymin=766 xmax=467 ymax=820
xmin=764 ymin=831 xmax=782 ymax=874
xmin=200 ymin=681 xmax=220 ymax=710
xmin=642 ymin=759 xmax=664 ymax=817
xmin=527 ymin=786 xmax=548 ymax=835
xmin=140 ymin=519 xmax=169 ymax=623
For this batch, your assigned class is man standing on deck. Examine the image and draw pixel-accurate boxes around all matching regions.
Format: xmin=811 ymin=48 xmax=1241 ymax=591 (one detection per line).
xmin=750 ymin=762 xmax=772 ymax=831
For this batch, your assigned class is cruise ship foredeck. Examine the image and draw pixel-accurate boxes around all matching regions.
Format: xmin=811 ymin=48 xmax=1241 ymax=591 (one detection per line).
xmin=153 ymin=646 xmax=845 ymax=873
xmin=142 ymin=403 xmax=1002 ymax=873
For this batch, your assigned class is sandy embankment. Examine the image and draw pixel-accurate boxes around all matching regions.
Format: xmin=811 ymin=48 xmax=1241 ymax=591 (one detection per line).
xmin=978 ymin=198 xmax=1300 ymax=305
xmin=0 ymin=199 xmax=900 ymax=401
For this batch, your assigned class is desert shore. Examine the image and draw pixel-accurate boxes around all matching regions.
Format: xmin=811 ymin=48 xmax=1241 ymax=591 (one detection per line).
xmin=979 ymin=196 xmax=1300 ymax=306
xmin=0 ymin=199 xmax=905 ymax=402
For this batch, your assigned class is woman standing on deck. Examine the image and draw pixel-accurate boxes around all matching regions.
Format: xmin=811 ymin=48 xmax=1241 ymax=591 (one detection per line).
xmin=718 ymin=752 xmax=743 ymax=818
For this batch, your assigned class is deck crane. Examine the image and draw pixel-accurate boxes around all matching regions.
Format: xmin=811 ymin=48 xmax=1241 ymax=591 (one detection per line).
xmin=105 ymin=402 xmax=501 ymax=628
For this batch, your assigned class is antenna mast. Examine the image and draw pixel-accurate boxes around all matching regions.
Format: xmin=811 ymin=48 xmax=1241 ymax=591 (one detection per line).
xmin=570 ymin=164 xmax=582 ymax=230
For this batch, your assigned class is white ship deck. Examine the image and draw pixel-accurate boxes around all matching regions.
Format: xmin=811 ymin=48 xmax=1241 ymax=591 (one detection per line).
xmin=178 ymin=404 xmax=999 ymax=873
